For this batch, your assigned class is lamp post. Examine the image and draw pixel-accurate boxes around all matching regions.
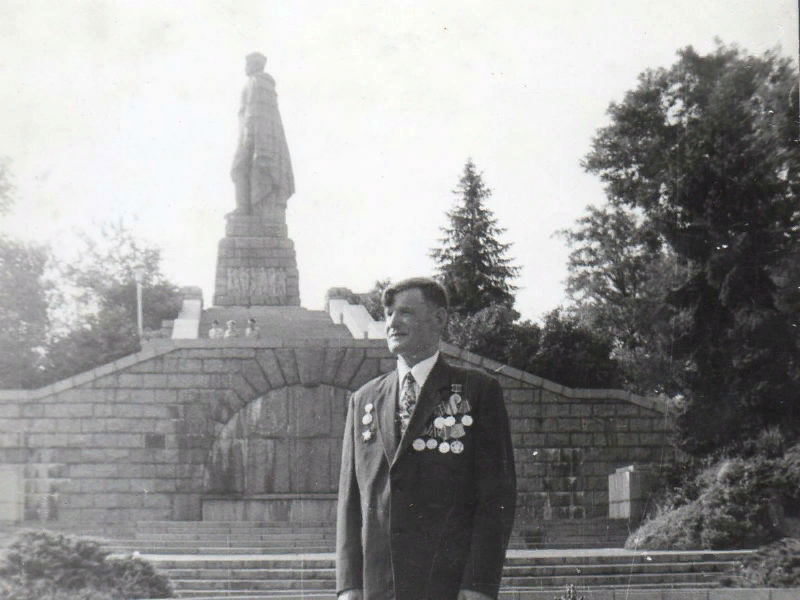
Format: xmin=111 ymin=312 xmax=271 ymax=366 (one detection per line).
xmin=133 ymin=265 xmax=146 ymax=339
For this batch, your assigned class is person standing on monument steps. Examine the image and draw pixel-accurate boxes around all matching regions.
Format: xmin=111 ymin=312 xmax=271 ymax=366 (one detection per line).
xmin=336 ymin=277 xmax=517 ymax=600
xmin=231 ymin=51 xmax=295 ymax=218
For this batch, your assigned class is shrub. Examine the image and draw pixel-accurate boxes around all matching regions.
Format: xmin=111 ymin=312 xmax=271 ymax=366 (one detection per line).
xmin=719 ymin=538 xmax=800 ymax=588
xmin=626 ymin=441 xmax=800 ymax=550
xmin=0 ymin=529 xmax=173 ymax=599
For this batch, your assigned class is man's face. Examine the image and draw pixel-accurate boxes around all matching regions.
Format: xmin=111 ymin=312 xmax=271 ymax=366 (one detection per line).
xmin=384 ymin=288 xmax=446 ymax=365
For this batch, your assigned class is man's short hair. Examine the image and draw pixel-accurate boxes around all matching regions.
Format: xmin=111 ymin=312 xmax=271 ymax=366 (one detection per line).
xmin=382 ymin=277 xmax=449 ymax=311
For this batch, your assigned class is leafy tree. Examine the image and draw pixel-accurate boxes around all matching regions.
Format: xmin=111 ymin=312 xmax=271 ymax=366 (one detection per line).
xmin=584 ymin=43 xmax=800 ymax=454
xmin=530 ymin=308 xmax=622 ymax=389
xmin=0 ymin=161 xmax=53 ymax=388
xmin=446 ymin=304 xmax=540 ymax=371
xmin=358 ymin=279 xmax=392 ymax=321
xmin=430 ymin=160 xmax=520 ymax=316
xmin=42 ymin=221 xmax=182 ymax=383
xmin=0 ymin=237 xmax=51 ymax=388
xmin=559 ymin=205 xmax=691 ymax=394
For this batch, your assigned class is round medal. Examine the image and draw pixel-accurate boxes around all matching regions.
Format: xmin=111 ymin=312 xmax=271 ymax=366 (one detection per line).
xmin=433 ymin=416 xmax=446 ymax=430
xmin=364 ymin=403 xmax=374 ymax=413
xmin=461 ymin=414 xmax=473 ymax=426
xmin=412 ymin=438 xmax=426 ymax=451
xmin=362 ymin=413 xmax=373 ymax=425
xmin=444 ymin=416 xmax=456 ymax=427
xmin=362 ymin=430 xmax=372 ymax=441
xmin=451 ymin=440 xmax=464 ymax=454
xmin=426 ymin=438 xmax=438 ymax=450
xmin=438 ymin=441 xmax=451 ymax=454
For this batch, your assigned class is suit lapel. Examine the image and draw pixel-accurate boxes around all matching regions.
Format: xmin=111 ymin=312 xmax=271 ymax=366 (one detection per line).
xmin=392 ymin=356 xmax=451 ymax=465
xmin=374 ymin=370 xmax=398 ymax=464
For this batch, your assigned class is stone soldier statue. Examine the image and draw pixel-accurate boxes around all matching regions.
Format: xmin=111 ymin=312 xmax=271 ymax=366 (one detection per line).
xmin=231 ymin=52 xmax=295 ymax=220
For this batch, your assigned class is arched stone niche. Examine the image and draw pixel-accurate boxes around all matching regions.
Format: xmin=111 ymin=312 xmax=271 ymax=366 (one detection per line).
xmin=202 ymin=384 xmax=349 ymax=522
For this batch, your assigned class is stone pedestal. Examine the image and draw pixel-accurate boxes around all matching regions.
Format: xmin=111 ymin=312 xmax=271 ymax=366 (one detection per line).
xmin=213 ymin=213 xmax=300 ymax=306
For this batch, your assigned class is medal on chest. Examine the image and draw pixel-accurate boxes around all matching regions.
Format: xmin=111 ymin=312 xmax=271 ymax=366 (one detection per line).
xmin=361 ymin=402 xmax=375 ymax=442
xmin=412 ymin=383 xmax=473 ymax=454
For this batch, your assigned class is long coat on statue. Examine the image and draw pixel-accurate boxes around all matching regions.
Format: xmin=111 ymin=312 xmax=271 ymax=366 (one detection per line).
xmin=336 ymin=356 xmax=517 ymax=600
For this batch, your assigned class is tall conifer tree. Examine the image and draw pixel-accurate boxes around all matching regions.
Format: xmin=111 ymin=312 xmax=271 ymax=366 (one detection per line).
xmin=430 ymin=160 xmax=519 ymax=316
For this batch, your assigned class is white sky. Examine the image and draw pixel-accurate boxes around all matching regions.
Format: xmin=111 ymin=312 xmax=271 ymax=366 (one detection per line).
xmin=1 ymin=1 xmax=797 ymax=321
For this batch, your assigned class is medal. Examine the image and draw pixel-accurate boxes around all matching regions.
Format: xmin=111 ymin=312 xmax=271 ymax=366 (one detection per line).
xmin=438 ymin=441 xmax=451 ymax=454
xmin=362 ymin=413 xmax=373 ymax=425
xmin=461 ymin=414 xmax=473 ymax=427
xmin=412 ymin=438 xmax=426 ymax=451
xmin=426 ymin=438 xmax=438 ymax=450
xmin=434 ymin=416 xmax=446 ymax=430
xmin=451 ymin=440 xmax=464 ymax=454
xmin=444 ymin=416 xmax=456 ymax=427
xmin=450 ymin=424 xmax=466 ymax=438
xmin=364 ymin=403 xmax=374 ymax=413
xmin=362 ymin=430 xmax=372 ymax=442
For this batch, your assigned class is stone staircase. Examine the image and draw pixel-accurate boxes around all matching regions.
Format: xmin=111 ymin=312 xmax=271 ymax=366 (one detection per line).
xmin=145 ymin=549 xmax=750 ymax=598
xmin=87 ymin=521 xmax=750 ymax=598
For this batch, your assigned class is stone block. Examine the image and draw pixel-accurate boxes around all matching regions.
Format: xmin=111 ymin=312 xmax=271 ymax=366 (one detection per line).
xmin=241 ymin=359 xmax=269 ymax=394
xmin=708 ymin=591 xmax=769 ymax=600
xmin=570 ymin=433 xmax=593 ymax=446
xmin=349 ymin=358 xmax=380 ymax=390
xmin=275 ymin=348 xmax=300 ymax=386
xmin=617 ymin=403 xmax=642 ymax=417
xmin=91 ymin=433 xmax=142 ymax=448
xmin=334 ymin=348 xmax=366 ymax=388
xmin=291 ymin=438 xmax=333 ymax=492
xmin=296 ymin=348 xmax=325 ymax=386
xmin=320 ymin=348 xmax=345 ymax=385
xmin=287 ymin=386 xmax=333 ymax=436
xmin=509 ymin=389 xmax=534 ymax=404
xmin=20 ymin=403 xmax=44 ymax=418
xmin=229 ymin=373 xmax=257 ymax=404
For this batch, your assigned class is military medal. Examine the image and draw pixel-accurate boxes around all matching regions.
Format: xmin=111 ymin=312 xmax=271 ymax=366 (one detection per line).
xmin=426 ymin=438 xmax=438 ymax=450
xmin=361 ymin=403 xmax=375 ymax=442
xmin=412 ymin=438 xmax=426 ymax=451
xmin=461 ymin=414 xmax=473 ymax=427
xmin=434 ymin=416 xmax=446 ymax=430
xmin=450 ymin=440 xmax=464 ymax=454
xmin=438 ymin=441 xmax=450 ymax=453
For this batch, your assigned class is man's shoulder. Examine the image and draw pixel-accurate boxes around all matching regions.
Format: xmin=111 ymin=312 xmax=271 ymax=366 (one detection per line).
xmin=442 ymin=358 xmax=499 ymax=389
xmin=352 ymin=369 xmax=395 ymax=398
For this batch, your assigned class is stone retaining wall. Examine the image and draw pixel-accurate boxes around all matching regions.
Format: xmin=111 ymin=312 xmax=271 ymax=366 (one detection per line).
xmin=0 ymin=338 xmax=672 ymax=531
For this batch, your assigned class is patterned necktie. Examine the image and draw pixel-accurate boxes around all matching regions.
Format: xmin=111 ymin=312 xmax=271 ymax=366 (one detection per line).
xmin=398 ymin=372 xmax=417 ymax=436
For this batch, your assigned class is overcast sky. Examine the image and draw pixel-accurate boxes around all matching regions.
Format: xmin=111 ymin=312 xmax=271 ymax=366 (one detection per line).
xmin=1 ymin=1 xmax=797 ymax=321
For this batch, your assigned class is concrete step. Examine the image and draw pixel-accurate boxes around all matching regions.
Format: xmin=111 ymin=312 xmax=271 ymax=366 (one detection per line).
xmin=135 ymin=533 xmax=334 ymax=542
xmin=146 ymin=549 xmax=751 ymax=597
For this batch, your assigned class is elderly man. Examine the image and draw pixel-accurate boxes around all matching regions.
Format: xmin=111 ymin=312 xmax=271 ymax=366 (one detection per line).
xmin=336 ymin=277 xmax=516 ymax=600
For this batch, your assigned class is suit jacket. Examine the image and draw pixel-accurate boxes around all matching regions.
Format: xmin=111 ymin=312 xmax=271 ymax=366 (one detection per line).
xmin=336 ymin=355 xmax=516 ymax=600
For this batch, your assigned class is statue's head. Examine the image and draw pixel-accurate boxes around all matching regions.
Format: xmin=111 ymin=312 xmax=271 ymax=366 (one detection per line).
xmin=245 ymin=52 xmax=267 ymax=76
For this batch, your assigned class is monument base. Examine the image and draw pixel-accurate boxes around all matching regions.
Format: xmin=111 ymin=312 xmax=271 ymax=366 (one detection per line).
xmin=202 ymin=494 xmax=337 ymax=523
xmin=213 ymin=213 xmax=300 ymax=306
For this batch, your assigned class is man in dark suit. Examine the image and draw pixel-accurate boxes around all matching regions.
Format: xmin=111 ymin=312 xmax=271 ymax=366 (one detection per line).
xmin=337 ymin=277 xmax=517 ymax=600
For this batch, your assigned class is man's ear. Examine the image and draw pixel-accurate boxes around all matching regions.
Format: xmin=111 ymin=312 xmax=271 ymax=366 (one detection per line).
xmin=435 ymin=307 xmax=449 ymax=331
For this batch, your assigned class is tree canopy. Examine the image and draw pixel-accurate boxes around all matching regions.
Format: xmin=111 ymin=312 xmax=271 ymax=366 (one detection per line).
xmin=430 ymin=160 xmax=519 ymax=316
xmin=583 ymin=43 xmax=800 ymax=454
xmin=43 ymin=221 xmax=182 ymax=384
